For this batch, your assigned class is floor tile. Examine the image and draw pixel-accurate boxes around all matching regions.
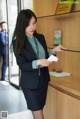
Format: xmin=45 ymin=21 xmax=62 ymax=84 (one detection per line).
xmin=8 ymin=110 xmax=34 ymax=119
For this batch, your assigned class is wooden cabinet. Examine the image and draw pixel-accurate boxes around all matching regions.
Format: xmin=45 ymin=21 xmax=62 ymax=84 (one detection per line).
xmin=33 ymin=1 xmax=80 ymax=119
xmin=56 ymin=90 xmax=80 ymax=119
xmin=44 ymin=85 xmax=80 ymax=119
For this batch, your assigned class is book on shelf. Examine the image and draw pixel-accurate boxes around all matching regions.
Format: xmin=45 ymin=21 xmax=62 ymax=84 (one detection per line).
xmin=54 ymin=29 xmax=62 ymax=46
xmin=55 ymin=0 xmax=75 ymax=15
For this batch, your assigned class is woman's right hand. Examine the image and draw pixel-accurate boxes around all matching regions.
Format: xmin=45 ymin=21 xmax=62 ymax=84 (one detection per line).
xmin=37 ymin=59 xmax=51 ymax=67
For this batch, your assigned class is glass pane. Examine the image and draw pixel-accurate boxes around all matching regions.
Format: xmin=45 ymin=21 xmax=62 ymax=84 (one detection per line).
xmin=0 ymin=0 xmax=7 ymax=81
xmin=7 ymin=0 xmax=20 ymax=86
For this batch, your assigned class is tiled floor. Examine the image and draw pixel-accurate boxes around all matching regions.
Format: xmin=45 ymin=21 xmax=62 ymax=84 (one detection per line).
xmin=8 ymin=110 xmax=34 ymax=119
xmin=0 ymin=81 xmax=34 ymax=119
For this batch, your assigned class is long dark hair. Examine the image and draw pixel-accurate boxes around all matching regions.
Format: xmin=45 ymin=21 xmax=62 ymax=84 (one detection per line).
xmin=12 ymin=9 xmax=37 ymax=55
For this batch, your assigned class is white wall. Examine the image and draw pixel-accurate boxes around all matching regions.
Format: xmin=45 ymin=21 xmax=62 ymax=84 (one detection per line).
xmin=21 ymin=0 xmax=33 ymax=10
xmin=0 ymin=0 xmax=7 ymax=22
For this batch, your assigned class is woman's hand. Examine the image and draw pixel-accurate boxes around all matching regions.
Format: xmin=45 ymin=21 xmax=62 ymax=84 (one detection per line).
xmin=37 ymin=59 xmax=51 ymax=67
xmin=52 ymin=44 xmax=67 ymax=53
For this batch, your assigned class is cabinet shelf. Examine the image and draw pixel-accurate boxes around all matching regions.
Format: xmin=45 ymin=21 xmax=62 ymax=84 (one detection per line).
xmin=48 ymin=47 xmax=80 ymax=53
xmin=37 ymin=10 xmax=80 ymax=19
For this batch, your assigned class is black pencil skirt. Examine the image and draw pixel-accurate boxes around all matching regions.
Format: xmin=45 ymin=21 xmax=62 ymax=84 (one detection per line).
xmin=22 ymin=81 xmax=48 ymax=111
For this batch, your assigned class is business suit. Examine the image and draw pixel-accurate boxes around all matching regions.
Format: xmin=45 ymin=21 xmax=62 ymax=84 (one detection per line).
xmin=0 ymin=30 xmax=8 ymax=80
xmin=13 ymin=33 xmax=50 ymax=111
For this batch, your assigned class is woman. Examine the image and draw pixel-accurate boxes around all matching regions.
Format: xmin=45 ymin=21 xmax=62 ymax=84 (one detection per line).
xmin=12 ymin=9 xmax=65 ymax=119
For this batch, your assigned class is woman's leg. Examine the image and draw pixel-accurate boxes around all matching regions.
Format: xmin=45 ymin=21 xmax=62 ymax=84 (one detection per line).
xmin=32 ymin=109 xmax=44 ymax=119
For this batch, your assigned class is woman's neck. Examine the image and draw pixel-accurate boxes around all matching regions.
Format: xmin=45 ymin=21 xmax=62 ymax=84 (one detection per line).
xmin=27 ymin=35 xmax=34 ymax=40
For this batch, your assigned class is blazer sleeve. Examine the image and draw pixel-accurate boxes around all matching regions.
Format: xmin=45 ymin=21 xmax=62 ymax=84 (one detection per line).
xmin=0 ymin=32 xmax=6 ymax=46
xmin=16 ymin=54 xmax=34 ymax=71
xmin=12 ymin=40 xmax=34 ymax=72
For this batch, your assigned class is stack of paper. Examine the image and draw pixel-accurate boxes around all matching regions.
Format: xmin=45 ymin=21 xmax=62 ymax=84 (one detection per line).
xmin=48 ymin=55 xmax=58 ymax=62
xmin=49 ymin=71 xmax=71 ymax=77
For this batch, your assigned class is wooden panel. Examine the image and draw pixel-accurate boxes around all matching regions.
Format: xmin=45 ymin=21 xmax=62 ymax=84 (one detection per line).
xmin=43 ymin=86 xmax=57 ymax=119
xmin=36 ymin=13 xmax=80 ymax=76
xmin=69 ymin=96 xmax=80 ymax=119
xmin=56 ymin=91 xmax=69 ymax=119
xmin=56 ymin=90 xmax=80 ymax=119
xmin=36 ymin=17 xmax=61 ymax=47
xmin=57 ymin=16 xmax=80 ymax=48
xmin=55 ymin=15 xmax=80 ymax=79
xmin=37 ymin=18 xmax=56 ymax=47
xmin=33 ymin=0 xmax=58 ymax=17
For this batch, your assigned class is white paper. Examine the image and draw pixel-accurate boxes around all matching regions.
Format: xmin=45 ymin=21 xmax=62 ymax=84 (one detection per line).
xmin=49 ymin=71 xmax=71 ymax=77
xmin=48 ymin=55 xmax=58 ymax=62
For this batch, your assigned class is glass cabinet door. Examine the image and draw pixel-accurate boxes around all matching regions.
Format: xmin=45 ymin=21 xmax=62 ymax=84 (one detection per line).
xmin=6 ymin=0 xmax=21 ymax=88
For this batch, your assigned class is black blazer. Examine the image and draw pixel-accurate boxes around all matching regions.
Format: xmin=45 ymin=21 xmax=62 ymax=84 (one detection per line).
xmin=13 ymin=33 xmax=50 ymax=89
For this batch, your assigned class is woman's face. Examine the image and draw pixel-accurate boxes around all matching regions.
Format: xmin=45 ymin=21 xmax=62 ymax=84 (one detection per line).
xmin=25 ymin=16 xmax=36 ymax=37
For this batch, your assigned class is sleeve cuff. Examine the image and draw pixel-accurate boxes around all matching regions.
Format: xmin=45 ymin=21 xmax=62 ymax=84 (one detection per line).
xmin=32 ymin=60 xmax=38 ymax=69
xmin=49 ymin=50 xmax=56 ymax=56
xmin=32 ymin=60 xmax=44 ymax=69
